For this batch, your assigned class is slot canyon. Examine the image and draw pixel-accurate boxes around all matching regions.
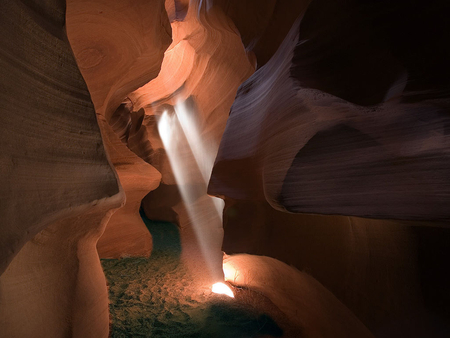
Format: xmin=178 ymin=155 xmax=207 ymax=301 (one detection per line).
xmin=1 ymin=0 xmax=449 ymax=337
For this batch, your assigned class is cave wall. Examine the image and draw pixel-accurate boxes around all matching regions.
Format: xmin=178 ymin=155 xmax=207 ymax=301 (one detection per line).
xmin=222 ymin=201 xmax=450 ymax=335
xmin=65 ymin=0 xmax=172 ymax=258
xmin=209 ymin=0 xmax=450 ymax=335
xmin=0 ymin=0 xmax=122 ymax=276
xmin=0 ymin=0 xmax=123 ymax=337
xmin=1 ymin=0 xmax=449 ymax=336
xmin=209 ymin=3 xmax=450 ymax=220
xmin=122 ymin=1 xmax=255 ymax=282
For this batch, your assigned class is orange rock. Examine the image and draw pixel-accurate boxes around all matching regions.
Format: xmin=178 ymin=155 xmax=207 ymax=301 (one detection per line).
xmin=66 ymin=0 xmax=171 ymax=259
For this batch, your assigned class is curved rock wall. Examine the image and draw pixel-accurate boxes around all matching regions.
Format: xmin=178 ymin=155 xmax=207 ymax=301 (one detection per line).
xmin=124 ymin=1 xmax=255 ymax=282
xmin=0 ymin=204 xmax=118 ymax=338
xmin=66 ymin=0 xmax=172 ymax=120
xmin=223 ymin=254 xmax=375 ymax=338
xmin=2 ymin=0 xmax=449 ymax=336
xmin=0 ymin=0 xmax=123 ymax=337
xmin=66 ymin=0 xmax=172 ymax=258
xmin=209 ymin=1 xmax=450 ymax=335
xmin=210 ymin=8 xmax=450 ymax=221
xmin=95 ymin=117 xmax=161 ymax=258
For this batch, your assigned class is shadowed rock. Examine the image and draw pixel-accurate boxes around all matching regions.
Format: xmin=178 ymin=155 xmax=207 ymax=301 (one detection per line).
xmin=0 ymin=1 xmax=123 ymax=336
xmin=210 ymin=11 xmax=450 ymax=220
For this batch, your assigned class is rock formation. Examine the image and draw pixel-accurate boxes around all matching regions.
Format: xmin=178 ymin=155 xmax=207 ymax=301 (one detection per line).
xmin=210 ymin=12 xmax=450 ymax=220
xmin=1 ymin=0 xmax=449 ymax=337
xmin=65 ymin=0 xmax=172 ymax=121
xmin=223 ymin=254 xmax=375 ymax=338
xmin=65 ymin=0 xmax=172 ymax=258
xmin=124 ymin=1 xmax=255 ymax=282
xmin=95 ymin=118 xmax=161 ymax=259
xmin=209 ymin=0 xmax=450 ymax=334
xmin=0 ymin=0 xmax=123 ymax=337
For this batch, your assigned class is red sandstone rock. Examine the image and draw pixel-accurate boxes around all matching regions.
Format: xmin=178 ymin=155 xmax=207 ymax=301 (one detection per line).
xmin=0 ymin=1 xmax=123 ymax=336
xmin=66 ymin=0 xmax=171 ymax=258
xmin=66 ymin=0 xmax=172 ymax=121
xmin=96 ymin=117 xmax=161 ymax=259
xmin=223 ymin=254 xmax=375 ymax=338
xmin=126 ymin=1 xmax=254 ymax=282
xmin=0 ymin=203 xmax=119 ymax=338
xmin=2 ymin=1 xmax=450 ymax=337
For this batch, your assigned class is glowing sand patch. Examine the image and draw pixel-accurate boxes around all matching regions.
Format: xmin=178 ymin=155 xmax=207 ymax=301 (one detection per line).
xmin=212 ymin=282 xmax=234 ymax=298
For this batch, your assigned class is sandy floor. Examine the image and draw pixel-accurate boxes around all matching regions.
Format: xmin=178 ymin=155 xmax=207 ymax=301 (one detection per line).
xmin=101 ymin=216 xmax=285 ymax=338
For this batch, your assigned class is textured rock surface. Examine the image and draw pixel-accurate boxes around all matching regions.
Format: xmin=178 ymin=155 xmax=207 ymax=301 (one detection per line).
xmin=221 ymin=201 xmax=433 ymax=333
xmin=221 ymin=203 xmax=450 ymax=335
xmin=96 ymin=118 xmax=161 ymax=258
xmin=128 ymin=2 xmax=254 ymax=147
xmin=66 ymin=0 xmax=171 ymax=258
xmin=124 ymin=1 xmax=254 ymax=282
xmin=223 ymin=254 xmax=374 ymax=338
xmin=0 ymin=204 xmax=117 ymax=338
xmin=0 ymin=0 xmax=121 ymax=276
xmin=210 ymin=8 xmax=450 ymax=220
xmin=0 ymin=1 xmax=123 ymax=336
xmin=66 ymin=0 xmax=172 ymax=120
xmin=209 ymin=2 xmax=450 ymax=336
xmin=2 ymin=0 xmax=449 ymax=337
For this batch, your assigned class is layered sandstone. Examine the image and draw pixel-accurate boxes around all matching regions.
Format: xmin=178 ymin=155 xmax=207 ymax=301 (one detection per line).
xmin=66 ymin=0 xmax=172 ymax=258
xmin=209 ymin=1 xmax=450 ymax=334
xmin=125 ymin=1 xmax=255 ymax=282
xmin=210 ymin=12 xmax=450 ymax=220
xmin=0 ymin=0 xmax=123 ymax=337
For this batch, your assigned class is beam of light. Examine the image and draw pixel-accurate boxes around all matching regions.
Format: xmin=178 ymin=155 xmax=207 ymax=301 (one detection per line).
xmin=212 ymin=282 xmax=234 ymax=298
xmin=158 ymin=105 xmax=225 ymax=284
xmin=174 ymin=100 xmax=224 ymax=222
xmin=174 ymin=100 xmax=214 ymax=183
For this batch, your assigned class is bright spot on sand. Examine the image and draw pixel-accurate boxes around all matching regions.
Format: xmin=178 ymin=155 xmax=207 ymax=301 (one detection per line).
xmin=212 ymin=282 xmax=234 ymax=298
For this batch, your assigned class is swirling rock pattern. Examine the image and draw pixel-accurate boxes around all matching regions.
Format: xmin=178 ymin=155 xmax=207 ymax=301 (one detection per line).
xmin=209 ymin=1 xmax=450 ymax=335
xmin=66 ymin=0 xmax=172 ymax=120
xmin=0 ymin=0 xmax=123 ymax=336
xmin=127 ymin=3 xmax=254 ymax=184
xmin=125 ymin=1 xmax=254 ymax=281
xmin=210 ymin=9 xmax=450 ymax=220
xmin=66 ymin=0 xmax=171 ymax=258
xmin=96 ymin=117 xmax=161 ymax=259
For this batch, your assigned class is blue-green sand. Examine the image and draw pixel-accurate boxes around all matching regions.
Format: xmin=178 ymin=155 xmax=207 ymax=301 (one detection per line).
xmin=100 ymin=211 xmax=283 ymax=338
